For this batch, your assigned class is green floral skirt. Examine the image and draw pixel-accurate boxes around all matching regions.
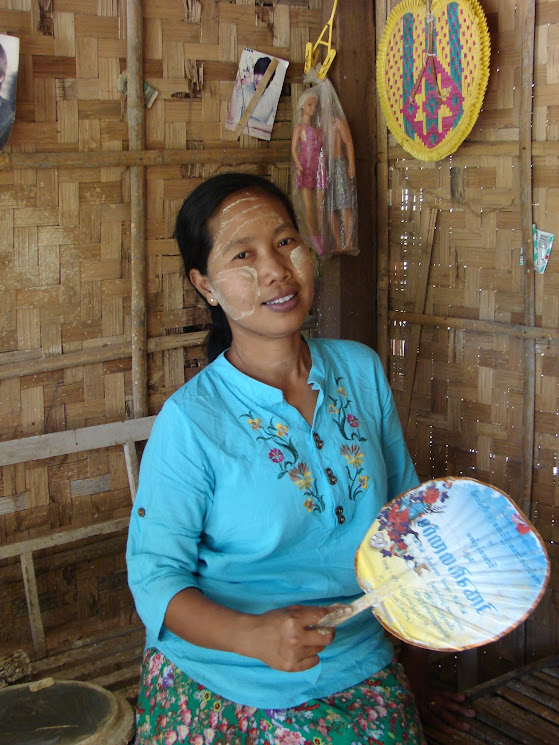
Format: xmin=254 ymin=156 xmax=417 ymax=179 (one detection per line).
xmin=134 ymin=648 xmax=425 ymax=745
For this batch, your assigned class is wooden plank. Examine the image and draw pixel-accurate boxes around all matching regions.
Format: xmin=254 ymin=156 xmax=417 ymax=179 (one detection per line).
xmin=127 ymin=0 xmax=148 ymax=421
xmin=464 ymin=717 xmax=526 ymax=745
xmin=0 ymin=518 xmax=131 ymax=560
xmin=90 ymin=661 xmax=143 ymax=691
xmin=519 ymin=0 xmax=536 ymax=525
xmin=520 ymin=672 xmax=559 ymax=698
xmin=376 ymin=0 xmax=389 ymax=370
xmin=0 ymin=417 xmax=155 ymax=467
xmin=532 ymin=670 xmax=559 ymax=691
xmin=0 ymin=330 xmax=208 ymax=382
xmin=123 ymin=441 xmax=139 ymax=502
xmin=497 ymin=685 xmax=559 ymax=725
xmin=47 ymin=642 xmax=143 ymax=684
xmin=475 ymin=696 xmax=559 ymax=745
xmin=31 ymin=625 xmax=145 ymax=674
xmin=507 ymin=680 xmax=559 ymax=714
xmin=130 ymin=163 xmax=148 ymax=419
xmin=388 ymin=311 xmax=559 ymax=341
xmin=0 ymin=144 xmax=291 ymax=170
xmin=336 ymin=0 xmax=377 ymax=349
xmin=20 ymin=552 xmax=46 ymax=657
xmin=467 ymin=656 xmax=559 ymax=700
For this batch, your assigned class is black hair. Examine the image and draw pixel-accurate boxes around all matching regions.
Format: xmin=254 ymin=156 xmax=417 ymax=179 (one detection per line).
xmin=0 ymin=44 xmax=7 ymax=81
xmin=174 ymin=172 xmax=298 ymax=362
xmin=253 ymin=56 xmax=276 ymax=88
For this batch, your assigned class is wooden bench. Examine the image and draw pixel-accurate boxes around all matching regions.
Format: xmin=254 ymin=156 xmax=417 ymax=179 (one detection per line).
xmin=424 ymin=655 xmax=559 ymax=745
xmin=0 ymin=417 xmax=154 ymax=661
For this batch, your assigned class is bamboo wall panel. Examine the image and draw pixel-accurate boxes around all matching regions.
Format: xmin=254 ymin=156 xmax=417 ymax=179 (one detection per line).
xmin=385 ymin=0 xmax=559 ymax=676
xmin=0 ymin=0 xmax=323 ymax=651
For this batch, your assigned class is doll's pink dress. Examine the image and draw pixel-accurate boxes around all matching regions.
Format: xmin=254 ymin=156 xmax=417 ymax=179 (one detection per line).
xmin=295 ymin=125 xmax=327 ymax=190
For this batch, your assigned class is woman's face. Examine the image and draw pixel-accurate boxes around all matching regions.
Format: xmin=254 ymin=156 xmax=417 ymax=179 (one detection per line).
xmin=191 ymin=190 xmax=314 ymax=344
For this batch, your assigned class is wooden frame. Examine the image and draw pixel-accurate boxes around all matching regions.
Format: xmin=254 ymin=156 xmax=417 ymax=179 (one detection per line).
xmin=0 ymin=417 xmax=155 ymax=656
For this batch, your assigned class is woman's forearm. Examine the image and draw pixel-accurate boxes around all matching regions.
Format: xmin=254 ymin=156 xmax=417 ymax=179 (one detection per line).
xmin=164 ymin=587 xmax=256 ymax=657
xmin=163 ymin=587 xmax=336 ymax=673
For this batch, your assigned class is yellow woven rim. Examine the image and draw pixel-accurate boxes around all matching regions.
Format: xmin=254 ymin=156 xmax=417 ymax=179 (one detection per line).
xmin=377 ymin=0 xmax=491 ymax=162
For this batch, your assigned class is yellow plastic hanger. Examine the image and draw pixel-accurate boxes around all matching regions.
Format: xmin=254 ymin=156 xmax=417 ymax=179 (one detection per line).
xmin=304 ymin=0 xmax=338 ymax=80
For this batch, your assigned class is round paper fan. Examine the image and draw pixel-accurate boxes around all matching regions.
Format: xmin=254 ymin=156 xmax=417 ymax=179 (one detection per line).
xmin=377 ymin=0 xmax=490 ymax=161
xmin=319 ymin=478 xmax=549 ymax=651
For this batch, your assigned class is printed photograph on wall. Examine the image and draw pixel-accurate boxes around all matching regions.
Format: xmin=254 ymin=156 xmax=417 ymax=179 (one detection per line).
xmin=225 ymin=48 xmax=289 ymax=141
xmin=0 ymin=34 xmax=19 ymax=150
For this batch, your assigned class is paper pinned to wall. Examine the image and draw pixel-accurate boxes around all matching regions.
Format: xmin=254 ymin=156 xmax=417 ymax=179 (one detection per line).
xmin=225 ymin=48 xmax=289 ymax=141
xmin=533 ymin=225 xmax=555 ymax=274
xmin=0 ymin=34 xmax=19 ymax=151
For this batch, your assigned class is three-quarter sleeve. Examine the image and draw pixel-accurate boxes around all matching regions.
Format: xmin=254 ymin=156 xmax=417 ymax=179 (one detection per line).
xmin=126 ymin=398 xmax=215 ymax=639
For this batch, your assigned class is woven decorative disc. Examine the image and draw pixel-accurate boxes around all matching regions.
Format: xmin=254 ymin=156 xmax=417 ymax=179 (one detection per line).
xmin=377 ymin=0 xmax=490 ymax=161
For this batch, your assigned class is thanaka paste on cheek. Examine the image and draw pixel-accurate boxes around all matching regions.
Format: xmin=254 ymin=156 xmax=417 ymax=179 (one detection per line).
xmin=290 ymin=244 xmax=312 ymax=278
xmin=211 ymin=266 xmax=260 ymax=321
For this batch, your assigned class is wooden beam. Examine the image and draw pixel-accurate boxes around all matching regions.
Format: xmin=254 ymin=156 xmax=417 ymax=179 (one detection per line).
xmin=0 ymin=417 xmax=155 ymax=467
xmin=20 ymin=552 xmax=46 ymax=657
xmin=388 ymin=311 xmax=559 ymax=342
xmin=0 ymin=331 xmax=208 ymax=382
xmin=336 ymin=0 xmax=378 ymax=348
xmin=519 ymin=0 xmax=536 ymax=520
xmin=518 ymin=0 xmax=536 ymax=674
xmin=375 ymin=2 xmax=389 ymax=369
xmin=127 ymin=0 xmax=148 ymax=420
xmin=387 ymin=140 xmax=559 ymax=160
xmin=0 ymin=145 xmax=292 ymax=170
xmin=123 ymin=441 xmax=140 ymax=503
xmin=0 ymin=518 xmax=131 ymax=561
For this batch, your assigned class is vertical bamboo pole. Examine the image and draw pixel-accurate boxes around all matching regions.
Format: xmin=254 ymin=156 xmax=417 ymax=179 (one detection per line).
xmin=519 ymin=0 xmax=536 ymax=666
xmin=519 ymin=1 xmax=536 ymax=521
xmin=376 ymin=1 xmax=389 ymax=372
xmin=127 ymin=1 xmax=148 ymax=418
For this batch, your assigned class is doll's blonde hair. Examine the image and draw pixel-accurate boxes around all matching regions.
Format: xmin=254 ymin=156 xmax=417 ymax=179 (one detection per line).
xmin=296 ymin=87 xmax=320 ymax=111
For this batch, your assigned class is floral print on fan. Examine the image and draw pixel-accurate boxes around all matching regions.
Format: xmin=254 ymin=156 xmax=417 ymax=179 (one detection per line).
xmin=241 ymin=412 xmax=326 ymax=513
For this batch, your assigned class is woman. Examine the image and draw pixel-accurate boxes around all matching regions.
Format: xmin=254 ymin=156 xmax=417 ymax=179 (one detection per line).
xmin=126 ymin=173 xmax=473 ymax=744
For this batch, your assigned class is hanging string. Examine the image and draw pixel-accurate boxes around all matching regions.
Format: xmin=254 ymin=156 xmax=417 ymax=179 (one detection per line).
xmin=410 ymin=0 xmax=443 ymax=102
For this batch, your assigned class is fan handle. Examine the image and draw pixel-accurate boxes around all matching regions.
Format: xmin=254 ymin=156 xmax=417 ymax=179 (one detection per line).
xmin=314 ymin=592 xmax=376 ymax=628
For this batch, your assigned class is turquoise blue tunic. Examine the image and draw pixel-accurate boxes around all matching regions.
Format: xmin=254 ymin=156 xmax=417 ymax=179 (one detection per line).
xmin=126 ymin=338 xmax=419 ymax=709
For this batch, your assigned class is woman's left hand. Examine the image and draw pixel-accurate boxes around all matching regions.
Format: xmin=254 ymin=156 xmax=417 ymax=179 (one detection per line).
xmin=418 ymin=688 xmax=476 ymax=734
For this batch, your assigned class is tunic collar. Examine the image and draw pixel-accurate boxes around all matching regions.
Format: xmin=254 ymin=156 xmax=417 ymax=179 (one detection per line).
xmin=212 ymin=337 xmax=326 ymax=403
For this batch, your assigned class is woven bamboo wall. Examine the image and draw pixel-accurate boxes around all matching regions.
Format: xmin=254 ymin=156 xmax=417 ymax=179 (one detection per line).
xmin=0 ymin=0 xmax=324 ymax=653
xmin=382 ymin=0 xmax=558 ymax=679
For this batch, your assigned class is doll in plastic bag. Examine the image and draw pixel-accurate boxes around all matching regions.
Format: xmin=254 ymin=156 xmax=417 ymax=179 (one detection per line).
xmin=291 ymin=79 xmax=358 ymax=256
xmin=291 ymin=89 xmax=328 ymax=255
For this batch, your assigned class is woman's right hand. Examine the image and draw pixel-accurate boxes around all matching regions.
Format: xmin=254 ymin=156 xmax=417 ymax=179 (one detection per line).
xmin=245 ymin=604 xmax=336 ymax=672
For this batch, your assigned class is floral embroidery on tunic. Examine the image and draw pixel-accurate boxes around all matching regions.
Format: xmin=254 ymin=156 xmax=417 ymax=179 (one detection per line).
xmin=329 ymin=377 xmax=370 ymax=502
xmin=241 ymin=376 xmax=370 ymax=513
xmin=241 ymin=412 xmax=325 ymax=513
